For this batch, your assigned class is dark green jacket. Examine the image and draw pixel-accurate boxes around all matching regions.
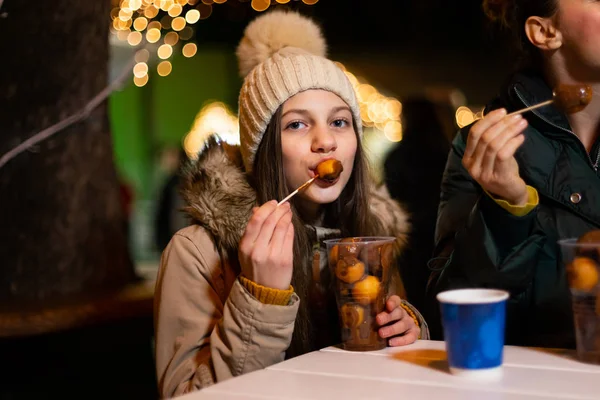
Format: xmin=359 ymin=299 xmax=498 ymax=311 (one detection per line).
xmin=427 ymin=70 xmax=600 ymax=349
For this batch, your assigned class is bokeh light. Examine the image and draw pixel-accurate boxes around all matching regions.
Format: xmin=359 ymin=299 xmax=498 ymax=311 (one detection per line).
xmin=182 ymin=43 xmax=197 ymax=57
xmin=157 ymin=61 xmax=173 ymax=76
xmin=184 ymin=102 xmax=240 ymax=158
xmin=251 ymin=0 xmax=270 ymax=12
xmin=185 ymin=9 xmax=200 ymax=24
xmin=113 ymin=0 xmax=318 ymax=87
xmin=133 ymin=62 xmax=149 ymax=78
xmin=146 ymin=28 xmax=161 ymax=43
xmin=158 ymin=44 xmax=173 ymax=59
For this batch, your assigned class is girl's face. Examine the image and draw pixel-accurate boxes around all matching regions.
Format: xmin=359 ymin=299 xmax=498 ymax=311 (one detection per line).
xmin=554 ymin=0 xmax=600 ymax=78
xmin=280 ymin=89 xmax=358 ymax=210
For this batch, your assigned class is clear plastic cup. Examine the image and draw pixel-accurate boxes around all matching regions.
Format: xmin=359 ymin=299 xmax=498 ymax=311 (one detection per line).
xmin=324 ymin=237 xmax=395 ymax=351
xmin=558 ymin=238 xmax=600 ymax=365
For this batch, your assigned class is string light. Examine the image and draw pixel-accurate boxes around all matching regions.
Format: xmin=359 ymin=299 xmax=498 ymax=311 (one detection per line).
xmin=168 ymin=3 xmax=183 ymax=17
xmin=134 ymin=74 xmax=149 ymax=87
xmin=185 ymin=9 xmax=200 ymax=24
xmin=130 ymin=0 xmax=143 ymax=10
xmin=171 ymin=16 xmax=186 ymax=31
xmin=157 ymin=44 xmax=173 ymax=59
xmin=112 ymin=0 xmax=318 ymax=86
xmin=251 ymin=0 xmax=270 ymax=12
xmin=133 ymin=62 xmax=149 ymax=78
xmin=334 ymin=62 xmax=404 ymax=142
xmin=133 ymin=16 xmax=148 ymax=30
xmin=157 ymin=61 xmax=173 ymax=76
xmin=184 ymin=102 xmax=240 ymax=158
xmin=127 ymin=31 xmax=143 ymax=46
xmin=147 ymin=20 xmax=161 ymax=30
xmin=164 ymin=31 xmax=179 ymax=46
xmin=182 ymin=42 xmax=197 ymax=57
xmin=135 ymin=49 xmax=150 ymax=63
xmin=144 ymin=5 xmax=159 ymax=18
xmin=145 ymin=27 xmax=161 ymax=43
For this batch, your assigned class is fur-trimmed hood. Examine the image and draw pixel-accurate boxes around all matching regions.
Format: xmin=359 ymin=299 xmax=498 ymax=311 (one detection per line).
xmin=180 ymin=135 xmax=410 ymax=253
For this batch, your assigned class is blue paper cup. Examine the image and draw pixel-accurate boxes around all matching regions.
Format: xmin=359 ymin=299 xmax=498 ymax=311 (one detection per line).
xmin=437 ymin=289 xmax=509 ymax=380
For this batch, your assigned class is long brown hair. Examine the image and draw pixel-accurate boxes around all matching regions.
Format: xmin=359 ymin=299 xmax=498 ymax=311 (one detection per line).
xmin=252 ymin=104 xmax=383 ymax=357
xmin=483 ymin=0 xmax=558 ymax=69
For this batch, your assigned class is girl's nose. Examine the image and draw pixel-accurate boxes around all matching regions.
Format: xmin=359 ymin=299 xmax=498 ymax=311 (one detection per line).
xmin=312 ymin=125 xmax=337 ymax=154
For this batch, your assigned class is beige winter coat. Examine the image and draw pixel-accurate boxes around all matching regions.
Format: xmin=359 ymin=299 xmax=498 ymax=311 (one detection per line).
xmin=154 ymin=137 xmax=428 ymax=398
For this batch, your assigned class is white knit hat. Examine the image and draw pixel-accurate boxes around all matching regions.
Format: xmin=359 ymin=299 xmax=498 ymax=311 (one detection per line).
xmin=236 ymin=10 xmax=362 ymax=173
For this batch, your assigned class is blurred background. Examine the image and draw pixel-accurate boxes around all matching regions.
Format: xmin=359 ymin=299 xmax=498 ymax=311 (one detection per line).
xmin=108 ymin=0 xmax=510 ymax=266
xmin=0 ymin=0 xmax=515 ymax=398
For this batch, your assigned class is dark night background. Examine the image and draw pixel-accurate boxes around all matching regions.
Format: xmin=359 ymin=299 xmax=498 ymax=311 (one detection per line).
xmin=192 ymin=0 xmax=515 ymax=105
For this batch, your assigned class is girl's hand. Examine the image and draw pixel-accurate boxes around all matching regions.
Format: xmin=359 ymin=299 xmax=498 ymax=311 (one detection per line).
xmin=376 ymin=295 xmax=420 ymax=347
xmin=238 ymin=200 xmax=294 ymax=290
xmin=462 ymin=109 xmax=529 ymax=205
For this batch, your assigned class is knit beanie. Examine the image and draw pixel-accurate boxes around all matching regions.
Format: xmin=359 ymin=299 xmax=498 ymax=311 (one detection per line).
xmin=236 ymin=10 xmax=362 ymax=173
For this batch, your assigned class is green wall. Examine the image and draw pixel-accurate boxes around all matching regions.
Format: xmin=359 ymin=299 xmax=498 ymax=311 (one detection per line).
xmin=109 ymin=46 xmax=240 ymax=199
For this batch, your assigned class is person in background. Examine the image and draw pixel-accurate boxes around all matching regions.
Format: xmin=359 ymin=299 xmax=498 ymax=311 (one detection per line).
xmin=383 ymin=97 xmax=453 ymax=312
xmin=154 ymin=10 xmax=429 ymax=398
xmin=154 ymin=148 xmax=189 ymax=252
xmin=427 ymin=0 xmax=600 ymax=347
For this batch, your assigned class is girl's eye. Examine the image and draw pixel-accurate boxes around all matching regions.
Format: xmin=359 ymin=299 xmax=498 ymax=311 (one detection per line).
xmin=332 ymin=119 xmax=349 ymax=128
xmin=286 ymin=121 xmax=306 ymax=130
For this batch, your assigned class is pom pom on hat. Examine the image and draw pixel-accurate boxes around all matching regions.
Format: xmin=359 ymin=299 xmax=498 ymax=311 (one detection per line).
xmin=235 ymin=10 xmax=361 ymax=173
xmin=236 ymin=10 xmax=327 ymax=77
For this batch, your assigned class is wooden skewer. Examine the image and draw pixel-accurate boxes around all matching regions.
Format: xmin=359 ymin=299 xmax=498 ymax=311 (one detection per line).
xmin=277 ymin=176 xmax=317 ymax=206
xmin=507 ymin=99 xmax=554 ymax=117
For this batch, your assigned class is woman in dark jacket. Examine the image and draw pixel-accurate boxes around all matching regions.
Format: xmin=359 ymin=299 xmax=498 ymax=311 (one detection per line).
xmin=427 ymin=0 xmax=600 ymax=348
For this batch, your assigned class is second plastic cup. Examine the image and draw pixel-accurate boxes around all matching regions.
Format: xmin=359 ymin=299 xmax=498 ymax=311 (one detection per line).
xmin=324 ymin=237 xmax=395 ymax=351
xmin=437 ymin=288 xmax=509 ymax=380
xmin=558 ymin=238 xmax=600 ymax=365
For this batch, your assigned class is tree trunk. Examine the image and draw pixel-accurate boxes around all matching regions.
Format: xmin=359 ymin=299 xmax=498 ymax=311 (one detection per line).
xmin=0 ymin=0 xmax=136 ymax=305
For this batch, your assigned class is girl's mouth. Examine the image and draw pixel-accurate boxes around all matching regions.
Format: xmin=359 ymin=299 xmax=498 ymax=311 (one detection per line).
xmin=314 ymin=176 xmax=339 ymax=187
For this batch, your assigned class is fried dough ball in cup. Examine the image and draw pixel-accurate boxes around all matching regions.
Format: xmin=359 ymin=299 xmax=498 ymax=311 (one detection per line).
xmin=352 ymin=275 xmax=381 ymax=305
xmin=336 ymin=256 xmax=366 ymax=284
xmin=341 ymin=303 xmax=365 ymax=328
xmin=567 ymin=257 xmax=600 ymax=292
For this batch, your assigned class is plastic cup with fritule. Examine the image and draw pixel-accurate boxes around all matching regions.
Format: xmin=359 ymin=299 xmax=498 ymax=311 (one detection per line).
xmin=558 ymin=237 xmax=600 ymax=365
xmin=324 ymin=237 xmax=396 ymax=351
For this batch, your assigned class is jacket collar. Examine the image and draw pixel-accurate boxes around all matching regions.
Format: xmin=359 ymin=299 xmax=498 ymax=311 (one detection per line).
xmin=488 ymin=70 xmax=573 ymax=136
xmin=180 ymin=136 xmax=256 ymax=255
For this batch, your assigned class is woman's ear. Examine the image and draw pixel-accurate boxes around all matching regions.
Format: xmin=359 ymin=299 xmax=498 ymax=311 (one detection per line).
xmin=525 ymin=16 xmax=563 ymax=51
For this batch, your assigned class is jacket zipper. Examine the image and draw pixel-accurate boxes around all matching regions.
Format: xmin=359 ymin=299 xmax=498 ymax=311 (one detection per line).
xmin=514 ymin=88 xmax=599 ymax=172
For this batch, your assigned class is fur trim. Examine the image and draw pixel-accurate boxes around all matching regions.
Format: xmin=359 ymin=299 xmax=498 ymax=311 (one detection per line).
xmin=369 ymin=184 xmax=410 ymax=251
xmin=180 ymin=136 xmax=256 ymax=253
xmin=236 ymin=10 xmax=327 ymax=77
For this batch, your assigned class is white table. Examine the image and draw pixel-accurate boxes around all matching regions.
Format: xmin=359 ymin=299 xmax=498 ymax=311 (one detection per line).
xmin=179 ymin=340 xmax=600 ymax=399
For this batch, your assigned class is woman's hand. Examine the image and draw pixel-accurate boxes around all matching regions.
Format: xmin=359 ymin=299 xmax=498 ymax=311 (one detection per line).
xmin=462 ymin=108 xmax=529 ymax=205
xmin=376 ymin=295 xmax=420 ymax=346
xmin=238 ymin=200 xmax=295 ymax=290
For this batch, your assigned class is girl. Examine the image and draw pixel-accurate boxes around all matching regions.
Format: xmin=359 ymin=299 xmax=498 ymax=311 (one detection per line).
xmin=428 ymin=0 xmax=600 ymax=348
xmin=154 ymin=10 xmax=428 ymax=398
